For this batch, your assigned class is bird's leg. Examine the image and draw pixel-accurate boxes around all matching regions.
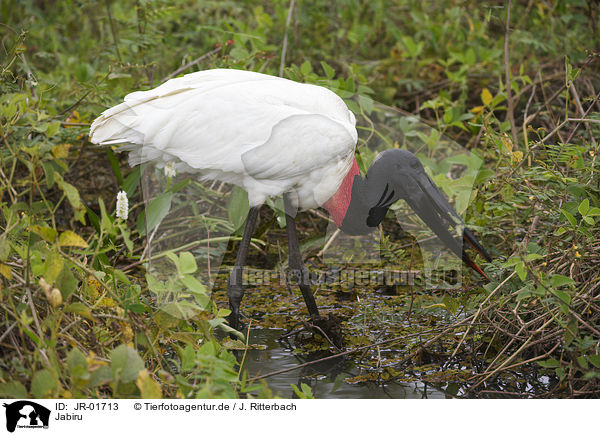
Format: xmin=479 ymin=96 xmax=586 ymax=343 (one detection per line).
xmin=283 ymin=193 xmax=320 ymax=321
xmin=227 ymin=206 xmax=260 ymax=331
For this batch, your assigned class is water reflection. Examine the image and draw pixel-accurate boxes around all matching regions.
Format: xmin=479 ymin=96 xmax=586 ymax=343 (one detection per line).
xmin=241 ymin=329 xmax=445 ymax=399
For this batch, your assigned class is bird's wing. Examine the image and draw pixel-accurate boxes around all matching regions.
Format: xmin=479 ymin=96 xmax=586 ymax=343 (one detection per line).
xmin=89 ymin=69 xmax=357 ymax=182
xmin=241 ymin=113 xmax=355 ymax=179
xmin=89 ymin=69 xmax=278 ymax=147
xmin=241 ymin=112 xmax=356 ymax=206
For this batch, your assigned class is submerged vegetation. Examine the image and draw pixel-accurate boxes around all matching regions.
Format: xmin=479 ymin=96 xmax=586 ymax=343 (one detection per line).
xmin=1 ymin=0 xmax=599 ymax=398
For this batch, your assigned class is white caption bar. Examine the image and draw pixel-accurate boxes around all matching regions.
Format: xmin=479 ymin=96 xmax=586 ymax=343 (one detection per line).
xmin=0 ymin=399 xmax=596 ymax=434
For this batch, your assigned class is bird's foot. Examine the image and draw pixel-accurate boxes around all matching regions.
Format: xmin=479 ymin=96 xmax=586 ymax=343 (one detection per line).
xmin=226 ymin=314 xmax=244 ymax=333
xmin=280 ymin=314 xmax=344 ymax=351
xmin=309 ymin=314 xmax=344 ymax=350
xmin=226 ymin=298 xmax=246 ymax=335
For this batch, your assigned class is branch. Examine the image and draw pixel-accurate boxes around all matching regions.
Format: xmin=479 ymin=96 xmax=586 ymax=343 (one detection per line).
xmin=279 ymin=0 xmax=296 ymax=77
xmin=504 ymin=0 xmax=518 ymax=146
xmin=161 ymin=47 xmax=221 ymax=83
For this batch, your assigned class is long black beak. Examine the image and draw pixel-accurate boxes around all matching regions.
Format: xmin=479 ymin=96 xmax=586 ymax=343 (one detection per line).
xmin=401 ymin=172 xmax=491 ymax=280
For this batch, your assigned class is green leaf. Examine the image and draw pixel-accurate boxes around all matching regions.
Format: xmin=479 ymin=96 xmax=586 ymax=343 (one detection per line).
xmin=31 ymin=224 xmax=58 ymax=243
xmin=320 ymin=61 xmax=335 ymax=79
xmin=88 ymin=366 xmax=112 ymax=388
xmin=228 ymin=186 xmax=249 ymax=234
xmin=358 ymin=94 xmax=374 ymax=115
xmin=0 ymin=237 xmax=11 ymax=262
xmin=165 ymin=251 xmax=179 ymax=270
xmin=179 ymin=252 xmax=197 ymax=275
xmin=64 ymin=302 xmax=94 ymax=320
xmin=565 ymin=318 xmax=578 ymax=346
xmin=181 ymin=275 xmax=207 ymax=294
xmin=481 ymin=88 xmax=493 ymax=105
xmin=31 ymin=369 xmax=57 ymax=397
xmin=111 ymin=344 xmax=144 ymax=384
xmin=475 ymin=168 xmax=495 ymax=184
xmin=123 ymin=166 xmax=142 ymax=197
xmin=345 ymin=98 xmax=360 ymax=114
xmin=560 ymin=209 xmax=577 ymax=227
xmin=551 ymin=274 xmax=575 ymax=288
xmin=292 ymin=382 xmax=314 ymax=399
xmin=56 ymin=265 xmax=78 ymax=299
xmin=229 ymin=46 xmax=248 ymax=61
xmin=181 ymin=344 xmax=196 ymax=372
xmin=67 ymin=347 xmax=88 ymax=375
xmin=119 ymin=225 xmax=133 ymax=253
xmin=213 ymin=319 xmax=244 ymax=339
xmin=504 ymin=256 xmax=521 ymax=267
xmin=138 ymin=192 xmax=173 ymax=236
xmin=578 ymin=198 xmax=589 ymax=216
xmin=345 ymin=76 xmax=355 ymax=93
xmin=552 ymin=289 xmax=571 ymax=305
xmin=105 ymin=148 xmax=124 ymax=186
xmin=538 ymin=358 xmax=560 ymax=368
xmin=136 ymin=369 xmax=162 ymax=398
xmin=113 ymin=268 xmax=131 ymax=284
xmin=56 ymin=174 xmax=86 ymax=224
xmin=300 ymin=60 xmax=312 ymax=75
xmin=516 ymin=286 xmax=532 ymax=301
xmin=42 ymin=161 xmax=55 ymax=188
xmin=525 ymin=253 xmax=543 ymax=261
xmin=588 ymin=355 xmax=600 ymax=369
xmin=46 ymin=120 xmax=61 ymax=137
xmin=169 ymin=178 xmax=191 ymax=194
xmin=586 ymin=207 xmax=600 ymax=217
xmin=44 ymin=251 xmax=64 ymax=285
xmin=67 ymin=347 xmax=90 ymax=385
xmin=577 ymin=355 xmax=589 ymax=369
xmin=515 ymin=261 xmax=527 ymax=281
xmin=0 ymin=381 xmax=28 ymax=398
xmin=59 ymin=230 xmax=89 ymax=248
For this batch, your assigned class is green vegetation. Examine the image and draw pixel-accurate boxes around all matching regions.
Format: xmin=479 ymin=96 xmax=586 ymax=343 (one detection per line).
xmin=1 ymin=0 xmax=599 ymax=398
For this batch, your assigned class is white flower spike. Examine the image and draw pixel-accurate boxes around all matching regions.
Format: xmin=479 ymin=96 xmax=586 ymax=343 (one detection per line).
xmin=164 ymin=162 xmax=176 ymax=178
xmin=116 ymin=190 xmax=129 ymax=220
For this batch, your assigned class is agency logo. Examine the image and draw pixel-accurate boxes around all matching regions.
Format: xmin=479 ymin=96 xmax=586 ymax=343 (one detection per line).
xmin=2 ymin=401 xmax=50 ymax=433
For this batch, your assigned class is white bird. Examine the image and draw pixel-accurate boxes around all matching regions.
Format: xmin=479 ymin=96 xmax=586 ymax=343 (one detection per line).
xmin=90 ymin=68 xmax=490 ymax=338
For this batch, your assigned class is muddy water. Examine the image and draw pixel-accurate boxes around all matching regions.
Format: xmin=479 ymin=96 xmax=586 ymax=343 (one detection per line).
xmin=241 ymin=329 xmax=445 ymax=399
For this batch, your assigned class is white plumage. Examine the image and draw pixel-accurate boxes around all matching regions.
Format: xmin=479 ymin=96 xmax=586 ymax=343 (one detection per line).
xmin=90 ymin=69 xmax=358 ymax=209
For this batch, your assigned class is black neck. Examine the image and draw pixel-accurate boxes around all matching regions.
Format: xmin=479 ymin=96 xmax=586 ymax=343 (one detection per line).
xmin=339 ymin=174 xmax=392 ymax=235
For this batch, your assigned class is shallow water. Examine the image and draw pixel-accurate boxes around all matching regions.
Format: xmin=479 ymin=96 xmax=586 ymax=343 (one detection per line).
xmin=241 ymin=329 xmax=445 ymax=399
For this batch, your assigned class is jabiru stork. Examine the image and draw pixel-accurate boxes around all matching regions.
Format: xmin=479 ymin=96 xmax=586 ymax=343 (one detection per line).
xmin=89 ymin=68 xmax=491 ymax=333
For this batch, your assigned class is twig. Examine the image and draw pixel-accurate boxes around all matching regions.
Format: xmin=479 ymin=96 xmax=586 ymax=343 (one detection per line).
xmin=279 ymin=0 xmax=296 ymax=77
xmin=538 ymin=70 xmax=566 ymax=144
xmin=18 ymin=53 xmax=37 ymax=99
xmin=310 ymin=323 xmax=343 ymax=352
xmin=317 ymin=228 xmax=340 ymax=257
xmin=504 ymin=0 xmax=518 ymax=146
xmin=161 ymin=47 xmax=221 ymax=83
xmin=522 ymin=83 xmax=536 ymax=166
xmin=237 ymin=320 xmax=252 ymax=378
xmin=139 ymin=220 xmax=161 ymax=263
xmin=59 ymin=71 xmax=110 ymax=116
xmin=248 ymin=323 xmax=469 ymax=382
xmin=449 ymin=271 xmax=516 ymax=359
xmin=470 ymin=316 xmax=556 ymax=391
xmin=0 ymin=321 xmax=17 ymax=343
xmin=25 ymin=287 xmax=50 ymax=365
xmin=105 ymin=0 xmax=122 ymax=61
